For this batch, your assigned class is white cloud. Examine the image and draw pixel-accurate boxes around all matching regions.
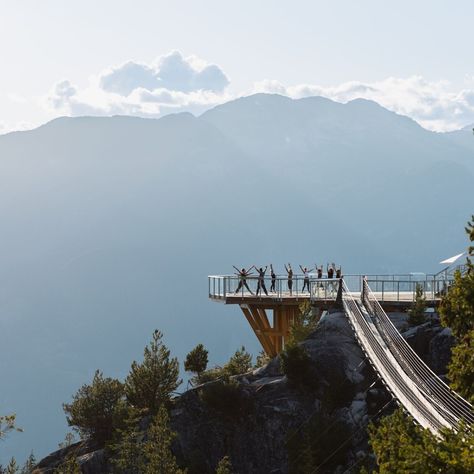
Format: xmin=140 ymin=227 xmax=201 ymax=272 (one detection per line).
xmin=40 ymin=50 xmax=474 ymax=131
xmin=99 ymin=50 xmax=229 ymax=95
xmin=43 ymin=51 xmax=231 ymax=119
xmin=253 ymin=76 xmax=474 ymax=131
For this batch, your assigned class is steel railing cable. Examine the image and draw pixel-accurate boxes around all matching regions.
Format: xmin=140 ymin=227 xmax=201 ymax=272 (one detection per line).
xmin=358 ymin=291 xmax=464 ymax=428
xmin=343 ymin=288 xmax=447 ymax=433
xmin=311 ymin=399 xmax=394 ymax=474
xmin=362 ymin=279 xmax=474 ymax=426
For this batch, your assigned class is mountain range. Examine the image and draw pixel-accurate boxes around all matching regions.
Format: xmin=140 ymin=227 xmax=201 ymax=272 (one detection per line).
xmin=0 ymin=93 xmax=473 ymax=462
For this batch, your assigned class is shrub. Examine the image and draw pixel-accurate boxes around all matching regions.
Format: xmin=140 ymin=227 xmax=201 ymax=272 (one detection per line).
xmin=125 ymin=330 xmax=181 ymax=413
xmin=280 ymin=343 xmax=315 ymax=390
xmin=199 ymin=379 xmax=252 ymax=420
xmin=195 ymin=366 xmax=226 ymax=384
xmin=63 ymin=370 xmax=126 ymax=444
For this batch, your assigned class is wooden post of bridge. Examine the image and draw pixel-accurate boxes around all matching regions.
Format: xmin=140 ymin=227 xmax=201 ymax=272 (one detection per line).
xmin=239 ymin=304 xmax=300 ymax=357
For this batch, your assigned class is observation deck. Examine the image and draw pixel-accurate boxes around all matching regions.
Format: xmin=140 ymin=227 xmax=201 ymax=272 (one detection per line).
xmin=208 ymin=272 xmax=454 ymax=356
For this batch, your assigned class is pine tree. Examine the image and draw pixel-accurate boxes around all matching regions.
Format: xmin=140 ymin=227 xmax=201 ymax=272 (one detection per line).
xmin=254 ymin=350 xmax=270 ymax=368
xmin=184 ymin=344 xmax=208 ymax=383
xmin=439 ymin=216 xmax=474 ymax=401
xmin=215 ymin=456 xmax=233 ymax=474
xmin=62 ymin=370 xmax=126 ymax=444
xmin=368 ymin=409 xmax=474 ymax=473
xmin=110 ymin=408 xmax=147 ymax=473
xmin=53 ymin=454 xmax=81 ymax=474
xmin=408 ymin=284 xmax=426 ymax=326
xmin=5 ymin=458 xmax=19 ymax=474
xmin=125 ymin=330 xmax=182 ymax=413
xmin=143 ymin=405 xmax=186 ymax=474
xmin=224 ymin=346 xmax=252 ymax=376
xmin=20 ymin=452 xmax=36 ymax=474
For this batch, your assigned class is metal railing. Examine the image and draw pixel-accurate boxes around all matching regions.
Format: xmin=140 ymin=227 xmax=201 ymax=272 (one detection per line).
xmin=208 ymin=271 xmax=457 ymax=303
xmin=208 ymin=274 xmax=339 ymax=300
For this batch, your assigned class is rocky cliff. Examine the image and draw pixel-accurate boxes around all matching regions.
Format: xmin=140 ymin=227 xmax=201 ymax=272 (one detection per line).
xmin=34 ymin=311 xmax=454 ymax=473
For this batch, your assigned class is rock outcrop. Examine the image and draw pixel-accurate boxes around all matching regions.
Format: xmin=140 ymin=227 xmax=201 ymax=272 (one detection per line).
xmin=35 ymin=311 xmax=454 ymax=474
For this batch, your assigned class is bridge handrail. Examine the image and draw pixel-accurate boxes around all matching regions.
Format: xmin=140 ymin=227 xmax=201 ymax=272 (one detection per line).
xmin=362 ymin=279 xmax=474 ymax=426
xmin=341 ymin=281 xmax=450 ymax=433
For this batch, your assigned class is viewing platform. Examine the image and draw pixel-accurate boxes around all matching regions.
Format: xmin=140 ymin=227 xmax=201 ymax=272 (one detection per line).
xmin=209 ymin=273 xmax=451 ymax=308
xmin=208 ymin=272 xmax=455 ymax=356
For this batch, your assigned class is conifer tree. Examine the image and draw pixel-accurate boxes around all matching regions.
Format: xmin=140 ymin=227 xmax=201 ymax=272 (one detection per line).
xmin=184 ymin=344 xmax=208 ymax=383
xmin=110 ymin=408 xmax=147 ymax=473
xmin=62 ymin=370 xmax=126 ymax=444
xmin=439 ymin=216 xmax=474 ymax=401
xmin=143 ymin=405 xmax=186 ymax=474
xmin=125 ymin=330 xmax=182 ymax=413
xmin=53 ymin=454 xmax=81 ymax=474
xmin=20 ymin=452 xmax=36 ymax=474
xmin=224 ymin=346 xmax=252 ymax=376
xmin=5 ymin=458 xmax=19 ymax=474
xmin=408 ymin=284 xmax=426 ymax=326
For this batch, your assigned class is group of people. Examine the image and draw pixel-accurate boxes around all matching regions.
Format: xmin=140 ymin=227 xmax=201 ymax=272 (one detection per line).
xmin=233 ymin=263 xmax=342 ymax=296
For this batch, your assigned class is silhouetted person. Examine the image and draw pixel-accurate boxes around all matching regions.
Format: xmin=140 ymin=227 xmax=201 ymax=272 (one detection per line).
xmin=336 ymin=266 xmax=342 ymax=279
xmin=233 ymin=266 xmax=254 ymax=294
xmin=317 ymin=265 xmax=323 ymax=279
xmin=327 ymin=263 xmax=334 ymax=279
xmin=270 ymin=264 xmax=276 ymax=292
xmin=300 ymin=265 xmax=313 ymax=292
xmin=285 ymin=263 xmax=293 ymax=295
xmin=255 ymin=265 xmax=268 ymax=296
xmin=327 ymin=263 xmax=336 ymax=293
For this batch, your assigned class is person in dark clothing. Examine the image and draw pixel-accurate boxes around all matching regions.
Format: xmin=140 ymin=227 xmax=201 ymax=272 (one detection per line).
xmin=284 ymin=263 xmax=293 ymax=295
xmin=336 ymin=266 xmax=342 ymax=279
xmin=300 ymin=265 xmax=314 ymax=292
xmin=233 ymin=266 xmax=254 ymax=294
xmin=270 ymin=264 xmax=277 ymax=292
xmin=317 ymin=265 xmax=323 ymax=279
xmin=255 ymin=265 xmax=269 ymax=296
xmin=327 ymin=263 xmax=336 ymax=293
xmin=327 ymin=263 xmax=334 ymax=279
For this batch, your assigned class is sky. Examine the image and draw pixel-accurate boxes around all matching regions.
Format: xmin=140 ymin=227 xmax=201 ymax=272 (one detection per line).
xmin=1 ymin=0 xmax=474 ymax=133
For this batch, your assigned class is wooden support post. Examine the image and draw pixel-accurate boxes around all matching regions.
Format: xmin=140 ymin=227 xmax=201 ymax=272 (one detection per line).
xmin=240 ymin=306 xmax=273 ymax=356
xmin=249 ymin=306 xmax=277 ymax=357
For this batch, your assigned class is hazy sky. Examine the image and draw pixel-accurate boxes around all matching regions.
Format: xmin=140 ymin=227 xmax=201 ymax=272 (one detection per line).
xmin=2 ymin=0 xmax=474 ymax=133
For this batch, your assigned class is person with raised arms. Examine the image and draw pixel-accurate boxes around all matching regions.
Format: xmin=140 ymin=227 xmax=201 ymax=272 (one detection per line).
xmin=233 ymin=266 xmax=254 ymax=294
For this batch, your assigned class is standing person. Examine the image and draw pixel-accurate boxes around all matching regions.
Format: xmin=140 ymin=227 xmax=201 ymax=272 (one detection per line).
xmin=316 ymin=264 xmax=323 ymax=289
xmin=336 ymin=265 xmax=342 ymax=279
xmin=299 ymin=265 xmax=314 ymax=293
xmin=270 ymin=264 xmax=277 ymax=293
xmin=327 ymin=263 xmax=335 ymax=294
xmin=284 ymin=263 xmax=293 ymax=295
xmin=317 ymin=265 xmax=323 ymax=279
xmin=254 ymin=265 xmax=269 ymax=296
xmin=233 ymin=266 xmax=254 ymax=294
xmin=327 ymin=263 xmax=334 ymax=279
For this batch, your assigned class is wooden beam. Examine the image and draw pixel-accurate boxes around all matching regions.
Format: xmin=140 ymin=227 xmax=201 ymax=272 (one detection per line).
xmin=240 ymin=306 xmax=273 ymax=356
xmin=249 ymin=306 xmax=277 ymax=356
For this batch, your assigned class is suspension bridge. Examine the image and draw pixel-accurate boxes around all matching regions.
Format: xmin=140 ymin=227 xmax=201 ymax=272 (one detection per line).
xmin=208 ymin=268 xmax=474 ymax=435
